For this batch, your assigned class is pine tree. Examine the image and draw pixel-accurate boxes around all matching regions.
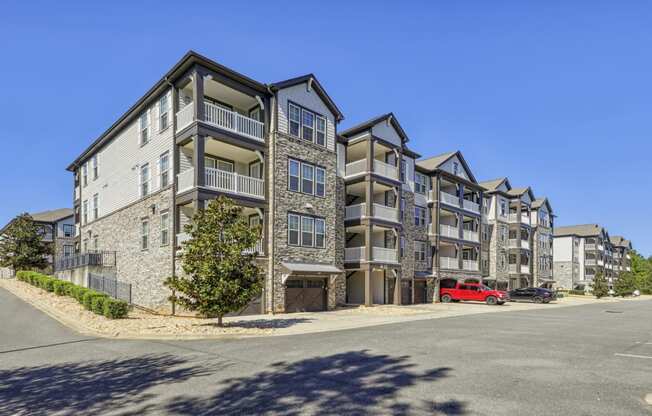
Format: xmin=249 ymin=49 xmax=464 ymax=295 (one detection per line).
xmin=591 ymin=270 xmax=608 ymax=299
xmin=0 ymin=213 xmax=51 ymax=272
xmin=165 ymin=196 xmax=263 ymax=326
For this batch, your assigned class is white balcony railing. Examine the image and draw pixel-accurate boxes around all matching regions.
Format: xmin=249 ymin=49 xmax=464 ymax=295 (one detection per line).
xmin=373 ymin=160 xmax=398 ymax=181
xmin=521 ymin=265 xmax=530 ymax=274
xmin=585 ymin=274 xmax=596 ymax=280
xmin=176 ymin=102 xmax=194 ymax=131
xmin=242 ymin=239 xmax=265 ymax=255
xmin=205 ymin=168 xmax=265 ymax=199
xmin=509 ymin=264 xmax=517 ymax=273
xmin=597 ymin=259 xmax=604 ymax=266
xmin=508 ymin=239 xmax=519 ymax=248
xmin=373 ymin=204 xmax=399 ymax=222
xmin=463 ymin=229 xmax=479 ymax=242
xmin=74 ymin=187 xmax=80 ymax=201
xmin=508 ymin=214 xmax=530 ymax=225
xmin=440 ymin=192 xmax=460 ymax=207
xmin=585 ymin=259 xmax=597 ymax=266
xmin=462 ymin=199 xmax=480 ymax=213
xmin=177 ymin=168 xmax=195 ymax=193
xmin=345 ymin=159 xmax=367 ymax=177
xmin=585 ymin=243 xmax=596 ymax=250
xmin=203 ymin=101 xmax=264 ymax=142
xmin=345 ymin=203 xmax=365 ymax=220
xmin=440 ymin=224 xmax=459 ymax=238
xmin=345 ymin=247 xmax=365 ymax=262
xmin=463 ymin=260 xmax=479 ymax=271
xmin=521 ymin=240 xmax=530 ymax=250
xmin=373 ymin=247 xmax=398 ymax=263
xmin=440 ymin=256 xmax=459 ymax=269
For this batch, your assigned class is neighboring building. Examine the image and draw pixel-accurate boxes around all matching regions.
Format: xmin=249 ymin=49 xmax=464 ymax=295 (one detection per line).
xmin=416 ymin=151 xmax=484 ymax=296
xmin=0 ymin=208 xmax=75 ymax=275
xmin=610 ymin=236 xmax=632 ymax=276
xmin=553 ymin=224 xmax=616 ymax=290
xmin=64 ymin=51 xmax=345 ymax=313
xmin=530 ymin=198 xmax=554 ymax=288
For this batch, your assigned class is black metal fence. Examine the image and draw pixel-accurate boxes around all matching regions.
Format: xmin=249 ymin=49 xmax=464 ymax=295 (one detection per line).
xmin=87 ymin=273 xmax=132 ymax=303
xmin=54 ymin=251 xmax=116 ymax=272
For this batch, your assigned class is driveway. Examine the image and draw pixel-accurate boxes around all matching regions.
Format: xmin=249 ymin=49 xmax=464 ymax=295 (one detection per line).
xmin=1 ymin=286 xmax=651 ymax=415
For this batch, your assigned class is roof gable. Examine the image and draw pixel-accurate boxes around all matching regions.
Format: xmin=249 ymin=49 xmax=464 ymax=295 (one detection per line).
xmin=340 ymin=113 xmax=409 ymax=144
xmin=416 ymin=151 xmax=477 ymax=183
xmin=270 ymin=74 xmax=343 ymax=121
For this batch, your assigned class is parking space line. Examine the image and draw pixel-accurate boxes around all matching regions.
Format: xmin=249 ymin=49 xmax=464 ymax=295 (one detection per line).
xmin=614 ymin=353 xmax=652 ymax=360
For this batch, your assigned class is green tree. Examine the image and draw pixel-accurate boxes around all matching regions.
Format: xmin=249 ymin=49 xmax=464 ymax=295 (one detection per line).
xmin=613 ymin=271 xmax=637 ymax=297
xmin=165 ymin=196 xmax=262 ymax=326
xmin=591 ymin=270 xmax=608 ymax=299
xmin=0 ymin=213 xmax=51 ymax=272
xmin=629 ymin=250 xmax=652 ymax=293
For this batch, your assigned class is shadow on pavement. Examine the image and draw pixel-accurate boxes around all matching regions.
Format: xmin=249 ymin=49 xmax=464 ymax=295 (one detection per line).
xmin=145 ymin=349 xmax=466 ymax=415
xmin=0 ymin=354 xmax=217 ymax=416
xmin=217 ymin=317 xmax=313 ymax=329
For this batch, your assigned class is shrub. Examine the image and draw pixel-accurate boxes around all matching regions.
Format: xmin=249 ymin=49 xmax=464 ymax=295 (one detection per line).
xmin=569 ymin=289 xmax=586 ymax=296
xmin=53 ymin=281 xmax=73 ymax=296
xmin=74 ymin=286 xmax=90 ymax=303
xmin=91 ymin=296 xmax=107 ymax=315
xmin=82 ymin=290 xmax=107 ymax=311
xmin=41 ymin=277 xmax=55 ymax=292
xmin=103 ymin=298 xmax=130 ymax=319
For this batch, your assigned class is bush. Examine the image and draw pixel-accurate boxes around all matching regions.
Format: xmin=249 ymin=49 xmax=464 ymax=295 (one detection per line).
xmin=82 ymin=290 xmax=107 ymax=311
xmin=41 ymin=277 xmax=55 ymax=292
xmin=73 ymin=286 xmax=89 ymax=303
xmin=91 ymin=296 xmax=107 ymax=315
xmin=569 ymin=289 xmax=586 ymax=296
xmin=53 ymin=281 xmax=73 ymax=296
xmin=103 ymin=298 xmax=130 ymax=319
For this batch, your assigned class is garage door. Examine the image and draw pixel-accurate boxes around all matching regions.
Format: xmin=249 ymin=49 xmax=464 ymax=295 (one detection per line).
xmin=401 ymin=280 xmax=412 ymax=305
xmin=285 ymin=279 xmax=326 ymax=312
xmin=414 ymin=280 xmax=427 ymax=303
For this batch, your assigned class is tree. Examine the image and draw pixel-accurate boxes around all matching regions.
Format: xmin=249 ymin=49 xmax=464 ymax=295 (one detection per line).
xmin=165 ymin=196 xmax=262 ymax=326
xmin=591 ymin=270 xmax=608 ymax=299
xmin=0 ymin=213 xmax=51 ymax=272
xmin=630 ymin=250 xmax=652 ymax=293
xmin=613 ymin=271 xmax=637 ymax=297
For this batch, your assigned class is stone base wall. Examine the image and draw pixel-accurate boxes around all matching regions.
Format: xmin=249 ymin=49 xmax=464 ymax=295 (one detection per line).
xmin=489 ymin=221 xmax=510 ymax=280
xmin=554 ymin=261 xmax=575 ymax=289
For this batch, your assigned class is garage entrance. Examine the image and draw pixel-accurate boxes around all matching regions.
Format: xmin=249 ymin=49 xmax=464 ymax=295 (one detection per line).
xmin=285 ymin=279 xmax=327 ymax=312
xmin=414 ymin=280 xmax=427 ymax=303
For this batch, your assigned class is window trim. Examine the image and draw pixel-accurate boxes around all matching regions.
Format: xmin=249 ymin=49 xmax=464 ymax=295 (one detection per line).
xmin=92 ymin=155 xmax=99 ymax=180
xmin=159 ymin=94 xmax=170 ymax=132
xmin=139 ymin=110 xmax=150 ymax=146
xmin=141 ymin=219 xmax=149 ymax=251
xmin=159 ymin=152 xmax=170 ymax=189
xmin=140 ymin=163 xmax=150 ymax=197
xmin=288 ymin=212 xmax=326 ymax=249
xmin=288 ymin=158 xmax=326 ymax=198
xmin=414 ymin=172 xmax=428 ymax=195
xmin=301 ymin=163 xmax=314 ymax=195
xmin=288 ymin=213 xmax=300 ymax=246
xmin=92 ymin=193 xmax=99 ymax=220
xmin=160 ymin=211 xmax=170 ymax=247
xmin=287 ymin=100 xmax=327 ymax=147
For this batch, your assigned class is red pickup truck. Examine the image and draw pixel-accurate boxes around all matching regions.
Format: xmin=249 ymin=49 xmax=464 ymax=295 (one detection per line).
xmin=440 ymin=282 xmax=508 ymax=305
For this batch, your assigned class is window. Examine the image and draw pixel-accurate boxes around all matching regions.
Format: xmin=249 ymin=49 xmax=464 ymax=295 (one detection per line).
xmin=289 ymin=103 xmax=301 ymax=137
xmin=414 ymin=173 xmax=428 ymax=194
xmin=93 ymin=236 xmax=98 ymax=250
xmin=159 ymin=152 xmax=170 ymax=188
xmin=414 ymin=206 xmax=426 ymax=227
xmin=92 ymin=194 xmax=99 ymax=220
xmin=482 ymin=224 xmax=489 ymax=241
xmin=453 ymin=161 xmax=459 ymax=176
xmin=301 ymin=216 xmax=314 ymax=247
xmin=160 ymin=212 xmax=170 ymax=246
xmin=499 ymin=200 xmax=507 ymax=217
xmin=140 ymin=111 xmax=149 ymax=145
xmin=250 ymin=161 xmax=262 ymax=179
xmin=301 ymin=164 xmax=314 ymax=194
xmin=82 ymin=164 xmax=88 ymax=187
xmin=315 ymin=218 xmax=325 ymax=248
xmin=289 ymin=159 xmax=300 ymax=192
xmin=315 ymin=116 xmax=326 ymax=146
xmin=141 ymin=220 xmax=149 ymax=250
xmin=92 ymin=155 xmax=99 ymax=180
xmin=159 ymin=94 xmax=169 ymax=131
xmin=63 ymin=245 xmax=74 ymax=257
xmin=82 ymin=200 xmax=88 ymax=224
xmin=302 ymin=109 xmax=314 ymax=142
xmin=288 ymin=214 xmax=300 ymax=245
xmin=415 ymin=241 xmax=427 ymax=262
xmin=400 ymin=159 xmax=406 ymax=183
xmin=315 ymin=167 xmax=325 ymax=197
xmin=400 ymin=197 xmax=406 ymax=220
xmin=63 ymin=224 xmax=75 ymax=238
xmin=140 ymin=163 xmax=150 ymax=197
xmin=500 ymin=226 xmax=507 ymax=242
xmin=499 ymin=253 xmax=507 ymax=270
xmin=400 ymin=236 xmax=405 ymax=258
xmin=83 ymin=239 xmax=88 ymax=252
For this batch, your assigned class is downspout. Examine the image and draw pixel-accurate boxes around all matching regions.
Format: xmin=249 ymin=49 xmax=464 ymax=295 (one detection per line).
xmin=165 ymin=76 xmax=177 ymax=316
xmin=267 ymin=85 xmax=277 ymax=314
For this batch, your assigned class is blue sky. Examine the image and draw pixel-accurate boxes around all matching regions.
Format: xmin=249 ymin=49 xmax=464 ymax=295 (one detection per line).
xmin=1 ymin=1 xmax=650 ymax=255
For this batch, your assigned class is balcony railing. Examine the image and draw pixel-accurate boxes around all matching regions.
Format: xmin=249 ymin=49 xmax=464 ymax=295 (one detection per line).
xmin=54 ymin=251 xmax=116 ymax=272
xmin=176 ymin=102 xmax=194 ymax=131
xmin=508 ymin=239 xmax=519 ymax=248
xmin=521 ymin=240 xmax=530 ymax=250
xmin=509 ymin=264 xmax=517 ymax=273
xmin=463 ymin=260 xmax=479 ymax=271
xmin=463 ymin=229 xmax=479 ymax=242
xmin=440 ymin=192 xmax=459 ymax=207
xmin=372 ymin=247 xmax=398 ymax=263
xmin=585 ymin=243 xmax=596 ymax=250
xmin=373 ymin=204 xmax=399 ymax=222
xmin=585 ymin=259 xmax=597 ymax=266
xmin=345 ymin=247 xmax=365 ymax=262
xmin=203 ymin=101 xmax=264 ymax=142
xmin=508 ymin=214 xmax=530 ymax=225
xmin=462 ymin=199 xmax=480 ymax=213
xmin=440 ymin=224 xmax=459 ymax=239
xmin=373 ymin=160 xmax=398 ymax=181
xmin=345 ymin=203 xmax=365 ymax=220
xmin=242 ymin=239 xmax=265 ymax=255
xmin=440 ymin=256 xmax=459 ymax=269
xmin=415 ymin=259 xmax=433 ymax=271
xmin=344 ymin=159 xmax=366 ymax=177
xmin=521 ymin=265 xmax=530 ymax=274
xmin=585 ymin=274 xmax=596 ymax=280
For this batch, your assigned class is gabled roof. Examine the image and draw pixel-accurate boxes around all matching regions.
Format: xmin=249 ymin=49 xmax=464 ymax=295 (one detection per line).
xmin=554 ymin=224 xmax=605 ymax=238
xmin=531 ymin=198 xmax=553 ymax=212
xmin=416 ymin=150 xmax=477 ymax=183
xmin=610 ymin=236 xmax=632 ymax=249
xmin=507 ymin=186 xmax=536 ymax=201
xmin=30 ymin=208 xmax=74 ymax=223
xmin=339 ymin=113 xmax=409 ymax=143
xmin=479 ymin=177 xmax=511 ymax=192
xmin=269 ymin=74 xmax=344 ymax=121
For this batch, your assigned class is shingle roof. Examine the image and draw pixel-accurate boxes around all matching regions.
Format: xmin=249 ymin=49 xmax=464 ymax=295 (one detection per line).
xmin=507 ymin=187 xmax=529 ymax=196
xmin=478 ymin=177 xmax=508 ymax=192
xmin=339 ymin=113 xmax=408 ymax=142
xmin=610 ymin=235 xmax=632 ymax=248
xmin=30 ymin=208 xmax=74 ymax=223
xmin=554 ymin=224 xmax=604 ymax=237
xmin=415 ymin=152 xmax=457 ymax=171
xmin=270 ymin=74 xmax=344 ymax=121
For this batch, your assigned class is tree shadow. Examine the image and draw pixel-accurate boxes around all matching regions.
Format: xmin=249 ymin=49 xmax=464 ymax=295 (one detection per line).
xmin=157 ymin=349 xmax=466 ymax=415
xmin=0 ymin=354 xmax=219 ymax=416
xmin=207 ymin=318 xmax=313 ymax=329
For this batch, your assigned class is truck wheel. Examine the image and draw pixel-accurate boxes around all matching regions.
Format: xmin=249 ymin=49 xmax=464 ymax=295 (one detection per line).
xmin=441 ymin=294 xmax=452 ymax=303
xmin=486 ymin=296 xmax=497 ymax=305
xmin=533 ymin=296 xmax=543 ymax=304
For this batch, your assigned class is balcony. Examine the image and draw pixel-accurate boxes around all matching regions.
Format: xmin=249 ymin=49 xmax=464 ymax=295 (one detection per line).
xmin=521 ymin=240 xmax=530 ymax=250
xmin=177 ymin=232 xmax=264 ymax=255
xmin=175 ymin=101 xmax=265 ymax=142
xmin=508 ymin=239 xmax=519 ymax=249
xmin=54 ymin=251 xmax=116 ymax=272
xmin=440 ymin=192 xmax=460 ymax=207
xmin=345 ymin=247 xmax=365 ymax=262
xmin=509 ymin=264 xmax=517 ymax=273
xmin=343 ymin=159 xmax=398 ymax=181
xmin=462 ymin=199 xmax=480 ymax=214
xmin=440 ymin=256 xmax=459 ymax=269
xmin=344 ymin=203 xmax=399 ymax=223
xmin=585 ymin=259 xmax=597 ymax=266
xmin=462 ymin=229 xmax=479 ymax=242
xmin=463 ymin=260 xmax=479 ymax=271
xmin=521 ymin=265 xmax=530 ymax=274
xmin=508 ymin=214 xmax=530 ymax=225
xmin=372 ymin=247 xmax=398 ymax=263
xmin=440 ymin=224 xmax=459 ymax=239
xmin=177 ymin=168 xmax=265 ymax=199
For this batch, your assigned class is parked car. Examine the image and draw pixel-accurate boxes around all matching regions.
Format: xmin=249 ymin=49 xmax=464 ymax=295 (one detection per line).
xmin=440 ymin=281 xmax=509 ymax=305
xmin=508 ymin=287 xmax=556 ymax=303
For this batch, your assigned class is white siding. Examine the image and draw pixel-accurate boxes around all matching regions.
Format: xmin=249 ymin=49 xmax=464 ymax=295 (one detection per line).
xmin=440 ymin=155 xmax=470 ymax=181
xmin=371 ymin=121 xmax=402 ymax=147
xmin=336 ymin=143 xmax=345 ymax=178
xmin=276 ymin=82 xmax=337 ymax=152
xmin=497 ymin=182 xmax=509 ymax=193
xmin=80 ymin=89 xmax=174 ymax=218
xmin=553 ymin=236 xmax=573 ymax=261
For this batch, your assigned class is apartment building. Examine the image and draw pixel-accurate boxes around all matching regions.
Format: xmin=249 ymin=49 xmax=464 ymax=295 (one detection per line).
xmin=479 ymin=178 xmax=536 ymax=290
xmin=64 ymin=51 xmax=346 ymax=313
xmin=553 ymin=224 xmax=623 ymax=290
xmin=0 ymin=208 xmax=75 ymax=275
xmin=415 ymin=152 xmax=484 ymax=293
xmin=530 ymin=198 xmax=554 ymax=287
xmin=610 ymin=236 xmax=632 ymax=276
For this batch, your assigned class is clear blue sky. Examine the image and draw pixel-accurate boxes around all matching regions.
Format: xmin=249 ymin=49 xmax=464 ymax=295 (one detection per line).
xmin=1 ymin=1 xmax=650 ymax=255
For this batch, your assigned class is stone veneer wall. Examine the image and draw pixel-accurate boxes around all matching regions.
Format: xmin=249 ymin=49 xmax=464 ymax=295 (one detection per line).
xmin=554 ymin=261 xmax=574 ymax=290
xmin=80 ymin=188 xmax=174 ymax=311
xmin=489 ymin=220 xmax=510 ymax=281
xmin=270 ymin=133 xmax=345 ymax=312
xmin=532 ymin=226 xmax=553 ymax=285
